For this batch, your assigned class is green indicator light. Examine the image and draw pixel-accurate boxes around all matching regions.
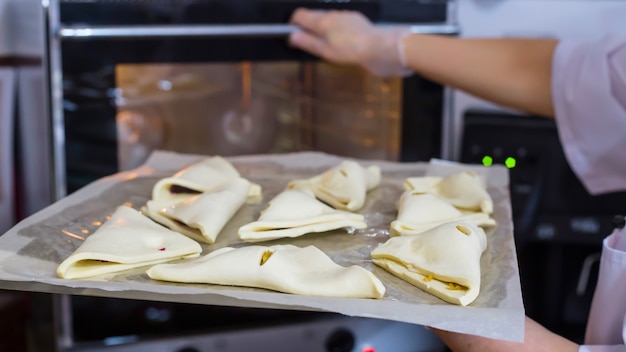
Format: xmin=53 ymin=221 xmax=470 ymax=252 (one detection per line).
xmin=482 ymin=155 xmax=493 ymax=167
xmin=505 ymin=157 xmax=517 ymax=168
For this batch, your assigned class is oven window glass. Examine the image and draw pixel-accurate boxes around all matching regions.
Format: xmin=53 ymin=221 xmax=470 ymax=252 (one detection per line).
xmin=115 ymin=62 xmax=403 ymax=171
xmin=62 ymin=35 xmax=443 ymax=194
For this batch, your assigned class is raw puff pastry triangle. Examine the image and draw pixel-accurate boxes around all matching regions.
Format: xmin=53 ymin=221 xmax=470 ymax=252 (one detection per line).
xmin=371 ymin=221 xmax=487 ymax=306
xmin=152 ymin=156 xmax=261 ymax=204
xmin=404 ymin=171 xmax=493 ymax=214
xmin=390 ymin=191 xmax=496 ymax=236
xmin=238 ymin=189 xmax=367 ymax=242
xmin=288 ymin=160 xmax=381 ymax=211
xmin=143 ymin=178 xmax=250 ymax=244
xmin=147 ymin=244 xmax=386 ymax=299
xmin=57 ymin=206 xmax=202 ymax=280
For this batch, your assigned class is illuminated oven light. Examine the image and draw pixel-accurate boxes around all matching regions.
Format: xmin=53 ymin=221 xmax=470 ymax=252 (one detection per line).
xmin=481 ymin=155 xmax=493 ymax=167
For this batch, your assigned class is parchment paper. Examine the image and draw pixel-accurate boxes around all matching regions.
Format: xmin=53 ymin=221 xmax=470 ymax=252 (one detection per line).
xmin=0 ymin=151 xmax=524 ymax=342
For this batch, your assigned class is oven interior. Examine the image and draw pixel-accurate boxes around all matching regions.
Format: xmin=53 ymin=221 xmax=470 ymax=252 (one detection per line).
xmin=63 ymin=57 xmax=444 ymax=194
xmin=113 ymin=62 xmax=404 ymax=171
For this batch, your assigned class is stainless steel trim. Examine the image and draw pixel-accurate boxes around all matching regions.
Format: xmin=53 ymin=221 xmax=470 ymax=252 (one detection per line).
xmin=441 ymin=86 xmax=455 ymax=161
xmin=49 ymin=0 xmax=67 ymax=201
xmin=446 ymin=0 xmax=459 ymax=27
xmin=50 ymin=1 xmax=71 ymax=349
xmin=53 ymin=294 xmax=74 ymax=351
xmin=58 ymin=24 xmax=298 ymax=39
xmin=56 ymin=24 xmax=460 ymax=40
xmin=440 ymin=1 xmax=459 ymax=161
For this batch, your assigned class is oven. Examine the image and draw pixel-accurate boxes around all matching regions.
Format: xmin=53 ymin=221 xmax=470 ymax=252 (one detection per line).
xmin=50 ymin=0 xmax=457 ymax=200
xmin=11 ymin=0 xmax=458 ymax=350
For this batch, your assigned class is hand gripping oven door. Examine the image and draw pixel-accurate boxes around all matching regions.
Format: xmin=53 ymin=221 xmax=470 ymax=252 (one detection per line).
xmin=0 ymin=68 xmax=16 ymax=234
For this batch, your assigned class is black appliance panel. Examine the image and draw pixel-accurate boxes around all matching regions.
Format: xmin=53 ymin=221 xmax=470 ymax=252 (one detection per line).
xmin=59 ymin=0 xmax=449 ymax=26
xmin=461 ymin=111 xmax=626 ymax=343
xmin=462 ymin=112 xmax=626 ymax=245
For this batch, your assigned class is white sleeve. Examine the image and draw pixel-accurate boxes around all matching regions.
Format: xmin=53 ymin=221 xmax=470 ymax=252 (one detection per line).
xmin=552 ymin=34 xmax=626 ymax=195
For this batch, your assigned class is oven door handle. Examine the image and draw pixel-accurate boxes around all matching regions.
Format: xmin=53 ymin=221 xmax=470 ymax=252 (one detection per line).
xmin=56 ymin=24 xmax=459 ymax=40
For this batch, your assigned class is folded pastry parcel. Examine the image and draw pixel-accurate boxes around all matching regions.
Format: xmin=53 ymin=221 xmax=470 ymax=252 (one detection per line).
xmin=142 ymin=178 xmax=250 ymax=244
xmin=152 ymin=156 xmax=261 ymax=204
xmin=57 ymin=206 xmax=202 ymax=280
xmin=288 ymin=160 xmax=381 ymax=211
xmin=147 ymin=244 xmax=386 ymax=299
xmin=238 ymin=188 xmax=367 ymax=242
xmin=371 ymin=221 xmax=487 ymax=306
xmin=390 ymin=191 xmax=496 ymax=236
xmin=404 ymin=171 xmax=493 ymax=214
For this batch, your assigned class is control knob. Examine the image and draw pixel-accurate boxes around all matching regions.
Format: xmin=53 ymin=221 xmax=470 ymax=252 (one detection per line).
xmin=325 ymin=327 xmax=355 ymax=352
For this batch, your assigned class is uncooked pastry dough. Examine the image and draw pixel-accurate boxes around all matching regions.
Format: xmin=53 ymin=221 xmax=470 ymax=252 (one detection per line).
xmin=57 ymin=206 xmax=202 ymax=279
xmin=371 ymin=221 xmax=487 ymax=306
xmin=288 ymin=160 xmax=380 ymax=211
xmin=390 ymin=191 xmax=496 ymax=236
xmin=147 ymin=244 xmax=386 ymax=299
xmin=238 ymin=189 xmax=367 ymax=242
xmin=404 ymin=171 xmax=493 ymax=214
xmin=152 ymin=156 xmax=261 ymax=204
xmin=147 ymin=178 xmax=250 ymax=244
xmin=141 ymin=198 xmax=191 ymax=240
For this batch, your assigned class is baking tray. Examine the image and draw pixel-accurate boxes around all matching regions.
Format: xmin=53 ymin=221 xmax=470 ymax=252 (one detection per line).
xmin=0 ymin=151 xmax=524 ymax=341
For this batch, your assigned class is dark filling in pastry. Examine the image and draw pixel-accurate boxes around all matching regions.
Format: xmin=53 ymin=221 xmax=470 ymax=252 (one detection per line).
xmin=169 ymin=185 xmax=202 ymax=195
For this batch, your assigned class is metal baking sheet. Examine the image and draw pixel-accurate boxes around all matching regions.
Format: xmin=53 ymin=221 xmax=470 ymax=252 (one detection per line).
xmin=0 ymin=151 xmax=524 ymax=342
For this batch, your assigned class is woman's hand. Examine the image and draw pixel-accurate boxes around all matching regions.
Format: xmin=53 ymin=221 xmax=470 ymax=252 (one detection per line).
xmin=288 ymin=8 xmax=412 ymax=77
xmin=431 ymin=316 xmax=579 ymax=352
xmin=289 ymin=8 xmax=556 ymax=117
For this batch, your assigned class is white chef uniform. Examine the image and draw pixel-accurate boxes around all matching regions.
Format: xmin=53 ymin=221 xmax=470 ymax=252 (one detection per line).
xmin=552 ymin=34 xmax=626 ymax=351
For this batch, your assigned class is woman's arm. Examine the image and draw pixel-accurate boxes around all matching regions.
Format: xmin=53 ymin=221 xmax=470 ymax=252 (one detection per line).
xmin=431 ymin=316 xmax=579 ymax=352
xmin=289 ymin=8 xmax=557 ymax=117
xmin=402 ymin=35 xmax=557 ymax=118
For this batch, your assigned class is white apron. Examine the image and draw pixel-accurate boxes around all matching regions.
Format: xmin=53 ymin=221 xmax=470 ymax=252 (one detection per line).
xmin=578 ymin=228 xmax=626 ymax=352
